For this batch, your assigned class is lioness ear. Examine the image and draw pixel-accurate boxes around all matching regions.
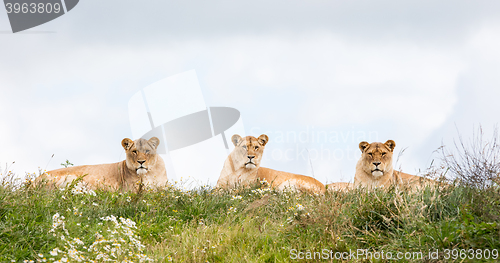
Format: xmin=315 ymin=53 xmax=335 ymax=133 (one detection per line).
xmin=148 ymin=137 xmax=160 ymax=149
xmin=359 ymin=141 xmax=370 ymax=152
xmin=258 ymin=134 xmax=269 ymax=146
xmin=121 ymin=138 xmax=134 ymax=150
xmin=385 ymin=140 xmax=396 ymax=152
xmin=231 ymin=134 xmax=243 ymax=146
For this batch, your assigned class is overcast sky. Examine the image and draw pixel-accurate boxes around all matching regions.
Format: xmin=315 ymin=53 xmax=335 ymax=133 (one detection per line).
xmin=1 ymin=0 xmax=500 ymax=185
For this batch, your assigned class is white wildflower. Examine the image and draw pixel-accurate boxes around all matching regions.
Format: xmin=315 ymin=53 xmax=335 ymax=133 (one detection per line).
xmin=45 ymin=212 xmax=153 ymax=262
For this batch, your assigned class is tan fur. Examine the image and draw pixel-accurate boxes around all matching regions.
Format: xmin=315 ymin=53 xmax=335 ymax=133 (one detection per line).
xmin=35 ymin=137 xmax=167 ymax=191
xmin=354 ymin=140 xmax=434 ymax=189
xmin=216 ymin=134 xmax=326 ymax=194
xmin=326 ymin=182 xmax=353 ymax=191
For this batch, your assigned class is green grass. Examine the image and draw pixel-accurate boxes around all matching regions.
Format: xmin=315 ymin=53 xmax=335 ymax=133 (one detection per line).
xmin=1 ymin=176 xmax=500 ymax=262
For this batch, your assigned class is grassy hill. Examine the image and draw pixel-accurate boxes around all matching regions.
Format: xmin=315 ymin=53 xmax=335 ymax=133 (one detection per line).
xmin=2 ymin=129 xmax=500 ymax=262
xmin=1 ymin=174 xmax=499 ymax=262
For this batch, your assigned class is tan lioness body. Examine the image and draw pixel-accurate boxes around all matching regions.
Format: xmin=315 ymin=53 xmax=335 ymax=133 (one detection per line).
xmin=326 ymin=182 xmax=353 ymax=191
xmin=354 ymin=140 xmax=432 ymax=189
xmin=216 ymin=134 xmax=326 ymax=194
xmin=35 ymin=137 xmax=167 ymax=191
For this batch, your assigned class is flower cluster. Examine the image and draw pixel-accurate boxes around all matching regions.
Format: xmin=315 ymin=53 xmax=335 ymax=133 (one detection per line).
xmin=42 ymin=213 xmax=153 ymax=262
xmin=230 ymin=195 xmax=242 ymax=200
xmin=70 ymin=183 xmax=96 ymax=196
xmin=284 ymin=203 xmax=309 ymax=224
xmin=197 ymin=239 xmax=218 ymax=256
xmin=49 ymin=213 xmax=69 ymax=236
xmin=227 ymin=206 xmax=237 ymax=214
xmin=250 ymin=187 xmax=271 ymax=197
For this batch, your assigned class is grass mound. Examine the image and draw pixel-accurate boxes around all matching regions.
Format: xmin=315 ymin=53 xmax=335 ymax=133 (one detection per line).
xmin=1 ymin=177 xmax=499 ymax=262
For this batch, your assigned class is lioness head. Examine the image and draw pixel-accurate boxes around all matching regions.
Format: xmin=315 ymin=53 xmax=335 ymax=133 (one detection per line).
xmin=231 ymin=134 xmax=269 ymax=170
xmin=121 ymin=137 xmax=160 ymax=175
xmin=358 ymin=140 xmax=396 ymax=179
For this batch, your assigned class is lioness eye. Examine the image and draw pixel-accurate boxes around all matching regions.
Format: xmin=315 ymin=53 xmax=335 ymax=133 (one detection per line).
xmin=254 ymin=146 xmax=259 ymax=150
xmin=146 ymin=150 xmax=150 ymax=154
xmin=132 ymin=150 xmax=137 ymax=154
xmin=382 ymin=153 xmax=386 ymax=156
xmin=368 ymin=153 xmax=373 ymax=157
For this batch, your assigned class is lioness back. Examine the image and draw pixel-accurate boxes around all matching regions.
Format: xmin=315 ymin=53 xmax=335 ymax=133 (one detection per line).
xmin=394 ymin=170 xmax=436 ymax=187
xmin=326 ymin=182 xmax=353 ymax=191
xmin=258 ymin=167 xmax=326 ymax=194
xmin=39 ymin=163 xmax=123 ymax=190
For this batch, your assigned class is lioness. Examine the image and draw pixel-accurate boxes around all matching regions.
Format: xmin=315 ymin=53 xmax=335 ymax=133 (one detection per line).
xmin=326 ymin=182 xmax=353 ymax=191
xmin=35 ymin=137 xmax=167 ymax=191
xmin=354 ymin=140 xmax=433 ymax=189
xmin=216 ymin=134 xmax=326 ymax=194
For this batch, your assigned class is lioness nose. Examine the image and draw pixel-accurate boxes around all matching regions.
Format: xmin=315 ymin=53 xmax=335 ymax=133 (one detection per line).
xmin=373 ymin=162 xmax=381 ymax=166
xmin=138 ymin=160 xmax=145 ymax=165
xmin=248 ymin=155 xmax=255 ymax=160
